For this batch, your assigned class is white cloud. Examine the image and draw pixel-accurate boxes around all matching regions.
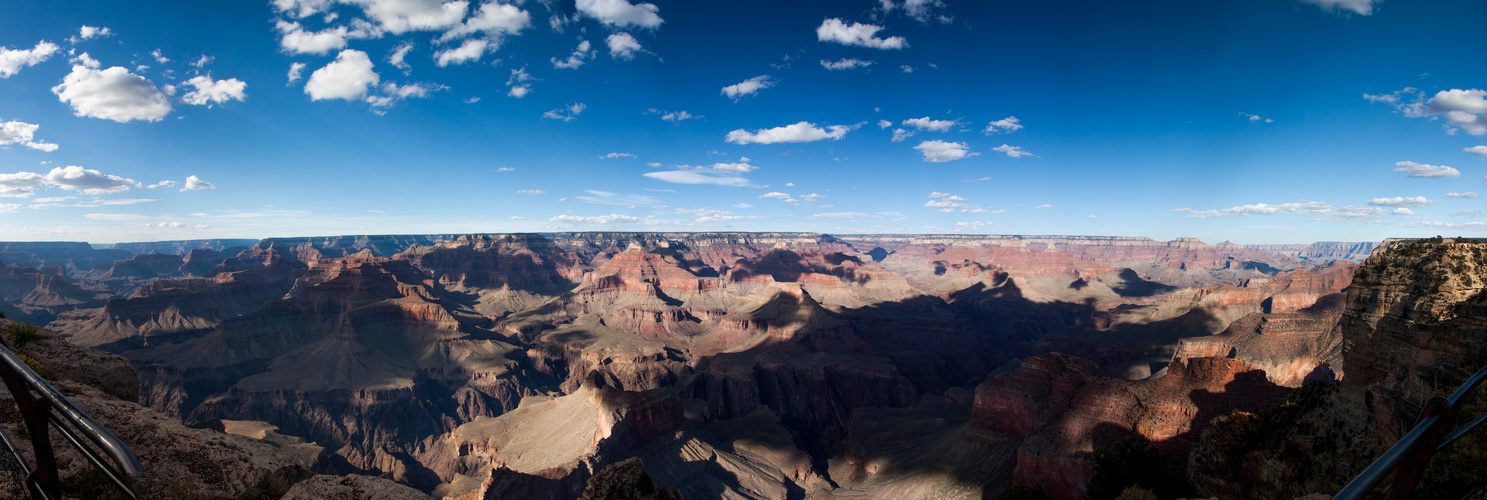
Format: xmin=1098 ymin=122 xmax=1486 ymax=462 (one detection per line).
xmin=342 ymin=0 xmax=467 ymax=34
xmin=0 ymin=204 xmax=18 ymax=213
xmin=0 ymin=172 xmax=46 ymax=197
xmin=0 ymin=120 xmax=59 ymax=152
xmin=890 ymin=128 xmax=914 ymax=142
xmin=181 ymin=74 xmax=247 ymax=106
xmin=672 ymin=162 xmax=757 ymax=173
xmin=441 ymin=1 xmax=531 ymax=40
xmin=1174 ymin=201 xmax=1334 ymax=218
xmin=914 ymin=140 xmax=976 ymax=162
xmin=508 ymin=84 xmax=531 ymax=97
xmin=1300 ymin=0 xmax=1379 ymax=15
xmin=52 ymin=65 xmax=172 ymax=122
xmin=606 ymin=33 xmax=645 ymax=60
xmin=901 ymin=65 xmax=914 ymax=73
xmin=1036 ymin=204 xmax=1052 ymax=209
xmin=496 ymin=167 xmax=515 ymax=172
xmin=660 ymin=110 xmax=695 ymax=122
xmin=879 ymin=0 xmax=948 ymax=23
xmin=601 ymin=152 xmax=636 ymax=159
xmin=305 ymin=50 xmax=379 ymax=101
xmin=877 ymin=119 xmax=892 ymax=129
xmin=984 ymin=116 xmax=1022 ymax=134
xmin=643 ymin=170 xmax=749 ymax=186
xmin=71 ymin=52 xmax=101 ymax=69
xmin=1428 ymin=89 xmax=1487 ymax=136
xmin=506 ymin=66 xmax=534 ymax=97
xmin=1392 ymin=208 xmax=1416 ymax=215
xmin=992 ymin=144 xmax=1035 ymax=158
xmin=1393 ymin=161 xmax=1459 ymax=179
xmin=146 ymin=180 xmax=176 ymax=189
xmin=1 ymin=41 xmax=60 ymax=78
xmin=85 ymin=213 xmax=151 ymax=221
xmin=759 ymin=192 xmax=791 ymax=200
xmin=1445 ymin=192 xmax=1479 ymax=199
xmin=76 ymin=26 xmax=113 ymax=41
xmin=151 ymin=49 xmax=169 ymax=63
xmin=576 ymin=0 xmax=663 ymax=29
xmin=190 ymin=55 xmax=214 ymax=68
xmin=575 ymin=190 xmax=659 ymax=205
xmin=287 ymin=62 xmax=307 ymax=84
xmin=721 ymin=75 xmax=774 ymax=100
xmin=902 ymin=116 xmax=958 ymax=132
xmin=725 ymin=121 xmax=856 ymax=144
xmin=816 ymin=19 xmax=906 ymax=50
xmin=549 ymin=214 xmax=642 ymax=225
xmin=275 ymin=21 xmax=353 ymax=55
xmin=543 ymin=103 xmax=586 ymax=121
xmin=388 ymin=42 xmax=414 ymax=72
xmin=1241 ymin=112 xmax=1274 ymax=123
xmin=43 ymin=166 xmax=136 ymax=194
xmin=674 ymin=207 xmax=764 ymax=223
xmin=182 ymin=175 xmax=216 ymax=191
xmin=1466 ymin=146 xmax=1487 ymax=158
xmin=552 ymin=39 xmax=594 ymax=69
xmin=436 ymin=38 xmax=494 ymax=66
xmin=820 ymin=58 xmax=873 ymax=70
xmin=1366 ymin=196 xmax=1434 ymax=207
xmin=364 ymin=81 xmax=441 ymax=109
xmin=516 ymin=189 xmax=546 ymax=195
xmin=1452 ymin=210 xmax=1486 ymax=217
xmin=811 ymin=211 xmax=906 ymax=220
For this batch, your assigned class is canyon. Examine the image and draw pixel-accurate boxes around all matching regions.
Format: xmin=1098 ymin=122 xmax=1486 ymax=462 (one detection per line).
xmin=0 ymin=233 xmax=1411 ymax=498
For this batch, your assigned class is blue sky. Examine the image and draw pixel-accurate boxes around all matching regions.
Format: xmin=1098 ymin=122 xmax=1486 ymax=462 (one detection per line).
xmin=2 ymin=0 xmax=1486 ymax=244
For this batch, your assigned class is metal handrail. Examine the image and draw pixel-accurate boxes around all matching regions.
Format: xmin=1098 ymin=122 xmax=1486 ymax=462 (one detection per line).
xmin=0 ymin=337 xmax=143 ymax=499
xmin=1335 ymin=362 xmax=1487 ymax=500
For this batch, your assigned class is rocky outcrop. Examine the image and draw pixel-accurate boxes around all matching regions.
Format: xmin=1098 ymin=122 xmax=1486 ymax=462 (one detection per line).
xmin=969 ymin=353 xmax=1290 ymax=499
xmin=281 ymin=474 xmax=432 ymax=499
xmin=1245 ymin=241 xmax=1379 ymax=263
xmin=1189 ymin=238 xmax=1487 ymax=498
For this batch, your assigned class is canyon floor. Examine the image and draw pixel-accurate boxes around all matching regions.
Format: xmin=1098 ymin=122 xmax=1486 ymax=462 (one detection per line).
xmin=2 ymin=233 xmax=1435 ymax=499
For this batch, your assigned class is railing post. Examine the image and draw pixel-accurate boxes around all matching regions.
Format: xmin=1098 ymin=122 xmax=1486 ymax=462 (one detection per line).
xmin=1383 ymin=397 xmax=1456 ymax=500
xmin=0 ymin=366 xmax=60 ymax=499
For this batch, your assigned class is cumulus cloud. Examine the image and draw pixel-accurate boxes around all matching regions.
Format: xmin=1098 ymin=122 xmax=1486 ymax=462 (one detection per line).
xmin=1393 ymin=161 xmax=1459 ymax=179
xmin=0 ymin=41 xmax=60 ymax=78
xmin=1376 ymin=88 xmax=1487 ymax=136
xmin=552 ymin=39 xmax=594 ymax=69
xmin=1300 ymin=0 xmax=1379 ymax=15
xmin=275 ymin=21 xmax=354 ymax=55
xmin=1466 ymin=146 xmax=1487 ymax=158
xmin=1366 ymin=196 xmax=1434 ymax=207
xmin=984 ymin=116 xmax=1022 ymax=134
xmin=543 ymin=103 xmax=586 ymax=121
xmin=34 ymin=166 xmax=136 ymax=195
xmin=181 ymin=175 xmax=215 ymax=191
xmin=506 ymin=66 xmax=535 ymax=97
xmin=902 ymin=116 xmax=958 ymax=132
xmin=725 ymin=121 xmax=856 ymax=144
xmin=606 ymin=33 xmax=645 ymax=60
xmin=0 ymin=120 xmax=59 ymax=152
xmin=877 ymin=119 xmax=892 ymax=129
xmin=820 ymin=58 xmax=873 ymax=70
xmin=181 ymin=74 xmax=247 ymax=106
xmin=576 ymin=0 xmax=663 ymax=29
xmin=388 ymin=43 xmax=414 ymax=72
xmin=1445 ymin=192 xmax=1479 ymax=199
xmin=305 ymin=50 xmax=379 ymax=101
xmin=52 ymin=65 xmax=172 ymax=122
xmin=151 ymin=49 xmax=170 ymax=63
xmin=816 ymin=19 xmax=906 ymax=49
xmin=879 ymin=0 xmax=949 ymax=23
xmin=436 ymin=38 xmax=494 ymax=66
xmin=440 ymin=1 xmax=531 ymax=40
xmin=336 ymin=0 xmax=467 ymax=34
xmin=721 ymin=75 xmax=774 ymax=100
xmin=287 ymin=62 xmax=307 ymax=84
xmin=76 ymin=26 xmax=113 ymax=41
xmin=992 ymin=144 xmax=1035 ymax=158
xmin=549 ymin=214 xmax=642 ymax=225
xmin=70 ymin=52 xmax=101 ymax=69
xmin=914 ymin=140 xmax=976 ymax=162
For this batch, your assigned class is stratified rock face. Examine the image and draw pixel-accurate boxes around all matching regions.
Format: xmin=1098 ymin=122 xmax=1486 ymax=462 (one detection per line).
xmin=0 ymin=241 xmax=131 ymax=273
xmin=0 ymin=261 xmax=105 ymax=323
xmin=11 ymin=233 xmax=1381 ymax=499
xmin=103 ymin=239 xmax=261 ymax=255
xmin=1175 ymin=293 xmax=1347 ymax=387
xmin=1188 ymin=239 xmax=1487 ymax=498
xmin=1244 ymin=241 xmax=1380 ymax=263
xmin=968 ymin=353 xmax=1290 ymax=500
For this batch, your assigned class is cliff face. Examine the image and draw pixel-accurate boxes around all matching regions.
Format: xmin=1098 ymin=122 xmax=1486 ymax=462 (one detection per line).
xmin=10 ymin=233 xmax=1381 ymax=499
xmin=1190 ymin=239 xmax=1487 ymax=498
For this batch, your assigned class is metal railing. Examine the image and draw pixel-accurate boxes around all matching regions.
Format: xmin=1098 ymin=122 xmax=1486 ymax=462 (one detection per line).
xmin=0 ymin=339 xmax=144 ymax=499
xmin=1335 ymin=363 xmax=1487 ymax=500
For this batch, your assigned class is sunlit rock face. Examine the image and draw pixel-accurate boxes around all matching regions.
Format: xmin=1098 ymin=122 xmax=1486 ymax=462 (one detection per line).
xmin=22 ymin=232 xmax=1377 ymax=498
